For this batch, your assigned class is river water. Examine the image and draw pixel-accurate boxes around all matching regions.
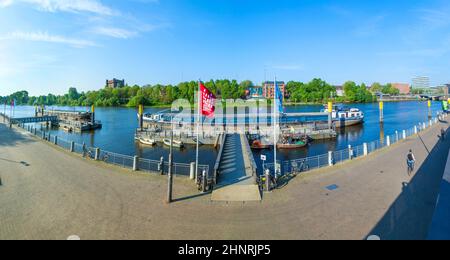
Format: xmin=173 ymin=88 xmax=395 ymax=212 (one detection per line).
xmin=7 ymin=101 xmax=443 ymax=171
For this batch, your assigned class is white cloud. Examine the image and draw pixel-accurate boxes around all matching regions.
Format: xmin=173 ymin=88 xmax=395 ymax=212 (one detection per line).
xmin=92 ymin=26 xmax=138 ymax=39
xmin=0 ymin=31 xmax=97 ymax=48
xmin=418 ymin=9 xmax=450 ymax=28
xmin=0 ymin=0 xmax=117 ymax=16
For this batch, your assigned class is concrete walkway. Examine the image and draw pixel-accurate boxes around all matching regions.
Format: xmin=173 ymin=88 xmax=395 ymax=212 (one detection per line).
xmin=0 ymin=119 xmax=449 ymax=240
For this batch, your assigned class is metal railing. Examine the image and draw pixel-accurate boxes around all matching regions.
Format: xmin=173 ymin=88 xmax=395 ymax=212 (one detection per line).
xmin=265 ymin=113 xmax=446 ymax=177
xmin=13 ymin=121 xmax=210 ymax=178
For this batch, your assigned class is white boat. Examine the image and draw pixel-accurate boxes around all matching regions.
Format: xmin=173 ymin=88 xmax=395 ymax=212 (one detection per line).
xmin=163 ymin=138 xmax=184 ymax=148
xmin=138 ymin=137 xmax=156 ymax=146
xmin=323 ymin=105 xmax=364 ymax=128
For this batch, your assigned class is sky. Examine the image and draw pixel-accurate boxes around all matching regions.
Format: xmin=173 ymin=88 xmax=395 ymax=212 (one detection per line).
xmin=1 ymin=0 xmax=450 ymax=96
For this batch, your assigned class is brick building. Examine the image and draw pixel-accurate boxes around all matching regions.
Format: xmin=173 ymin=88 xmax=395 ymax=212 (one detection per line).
xmin=106 ymin=78 xmax=125 ymax=89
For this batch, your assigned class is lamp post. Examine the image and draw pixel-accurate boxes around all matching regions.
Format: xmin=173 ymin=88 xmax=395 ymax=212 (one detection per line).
xmin=167 ymin=114 xmax=174 ymax=204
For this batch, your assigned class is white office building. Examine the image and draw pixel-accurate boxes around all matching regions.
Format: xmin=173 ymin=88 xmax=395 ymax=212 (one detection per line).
xmin=412 ymin=76 xmax=430 ymax=89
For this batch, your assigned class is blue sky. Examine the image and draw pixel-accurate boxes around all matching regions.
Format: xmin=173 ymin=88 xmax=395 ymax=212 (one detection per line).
xmin=1 ymin=0 xmax=450 ymax=96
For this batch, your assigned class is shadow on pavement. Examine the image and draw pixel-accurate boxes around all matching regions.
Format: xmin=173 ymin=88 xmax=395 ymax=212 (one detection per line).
xmin=366 ymin=130 xmax=450 ymax=240
xmin=0 ymin=124 xmax=35 ymax=147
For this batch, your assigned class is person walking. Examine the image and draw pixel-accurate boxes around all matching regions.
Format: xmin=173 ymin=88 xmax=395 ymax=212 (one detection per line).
xmin=407 ymin=149 xmax=416 ymax=176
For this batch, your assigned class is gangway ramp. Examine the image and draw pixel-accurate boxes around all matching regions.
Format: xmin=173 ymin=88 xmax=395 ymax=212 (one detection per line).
xmin=211 ymin=133 xmax=261 ymax=202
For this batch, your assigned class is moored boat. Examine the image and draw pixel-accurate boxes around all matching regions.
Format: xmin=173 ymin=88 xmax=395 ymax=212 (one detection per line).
xmin=163 ymin=138 xmax=184 ymax=148
xmin=323 ymin=105 xmax=364 ymax=128
xmin=138 ymin=137 xmax=156 ymax=146
xmin=247 ymin=134 xmax=271 ymax=149
xmin=277 ymin=134 xmax=308 ymax=149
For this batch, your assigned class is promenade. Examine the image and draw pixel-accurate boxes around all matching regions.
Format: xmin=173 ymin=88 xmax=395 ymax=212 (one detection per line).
xmin=1 ymin=118 xmax=449 ymax=240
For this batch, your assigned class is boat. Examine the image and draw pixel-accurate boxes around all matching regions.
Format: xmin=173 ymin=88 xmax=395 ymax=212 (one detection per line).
xmin=277 ymin=134 xmax=308 ymax=149
xmin=138 ymin=112 xmax=166 ymax=122
xmin=163 ymin=138 xmax=184 ymax=148
xmin=138 ymin=137 xmax=156 ymax=146
xmin=323 ymin=105 xmax=364 ymax=128
xmin=247 ymin=134 xmax=271 ymax=149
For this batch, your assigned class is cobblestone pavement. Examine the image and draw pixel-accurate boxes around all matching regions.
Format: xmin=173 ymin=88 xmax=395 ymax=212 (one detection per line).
xmin=1 ymin=119 xmax=449 ymax=240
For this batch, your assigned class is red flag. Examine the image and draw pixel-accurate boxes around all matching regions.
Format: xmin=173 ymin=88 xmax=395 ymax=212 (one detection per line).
xmin=200 ymin=82 xmax=216 ymax=118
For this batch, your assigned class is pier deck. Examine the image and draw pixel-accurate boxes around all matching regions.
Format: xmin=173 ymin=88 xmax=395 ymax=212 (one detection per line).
xmin=1 ymin=115 xmax=449 ymax=240
xmin=211 ymin=134 xmax=260 ymax=201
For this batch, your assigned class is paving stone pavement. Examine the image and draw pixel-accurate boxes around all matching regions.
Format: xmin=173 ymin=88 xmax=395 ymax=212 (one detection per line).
xmin=1 ymin=119 xmax=449 ymax=240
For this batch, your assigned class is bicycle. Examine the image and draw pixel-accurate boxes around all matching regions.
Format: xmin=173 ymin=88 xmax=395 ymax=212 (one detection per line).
xmin=102 ymin=152 xmax=110 ymax=162
xmin=291 ymin=160 xmax=310 ymax=176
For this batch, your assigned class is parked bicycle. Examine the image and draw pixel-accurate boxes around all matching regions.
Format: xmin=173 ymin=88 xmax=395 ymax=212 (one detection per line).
xmin=102 ymin=152 xmax=110 ymax=162
xmin=291 ymin=160 xmax=310 ymax=176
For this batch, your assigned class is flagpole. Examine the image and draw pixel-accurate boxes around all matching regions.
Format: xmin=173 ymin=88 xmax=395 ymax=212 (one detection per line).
xmin=273 ymin=78 xmax=277 ymax=178
xmin=195 ymin=80 xmax=201 ymax=182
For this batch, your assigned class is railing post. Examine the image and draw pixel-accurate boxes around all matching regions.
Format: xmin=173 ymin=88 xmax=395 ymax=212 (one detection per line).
xmin=159 ymin=156 xmax=164 ymax=175
xmin=402 ymin=130 xmax=406 ymax=139
xmin=348 ymin=145 xmax=353 ymax=160
xmin=133 ymin=156 xmax=139 ymax=171
xmin=414 ymin=126 xmax=418 ymax=134
xmin=328 ymin=151 xmax=334 ymax=166
xmin=386 ymin=135 xmax=391 ymax=146
xmin=70 ymin=141 xmax=75 ymax=152
xmin=202 ymin=170 xmax=207 ymax=193
xmin=423 ymin=122 xmax=426 ymax=129
xmin=265 ymin=169 xmax=271 ymax=192
xmin=190 ymin=162 xmax=196 ymax=180
xmin=395 ymin=131 xmax=399 ymax=142
xmin=363 ymin=143 xmax=368 ymax=156
xmin=95 ymin=148 xmax=100 ymax=160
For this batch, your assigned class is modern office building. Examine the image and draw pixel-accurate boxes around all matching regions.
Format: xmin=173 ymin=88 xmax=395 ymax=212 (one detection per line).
xmin=106 ymin=78 xmax=125 ymax=89
xmin=263 ymin=81 xmax=286 ymax=99
xmin=412 ymin=76 xmax=430 ymax=89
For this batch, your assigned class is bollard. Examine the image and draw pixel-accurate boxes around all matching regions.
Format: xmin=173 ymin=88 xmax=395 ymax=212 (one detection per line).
xmin=423 ymin=122 xmax=426 ymax=129
xmin=363 ymin=143 xmax=368 ymax=156
xmin=159 ymin=156 xmax=164 ymax=175
xmin=70 ymin=141 xmax=75 ymax=152
xmin=133 ymin=156 xmax=139 ymax=171
xmin=348 ymin=145 xmax=353 ymax=160
xmin=387 ymin=136 xmax=391 ymax=146
xmin=328 ymin=151 xmax=334 ymax=166
xmin=48 ymin=133 xmax=51 ymax=142
xmin=0 ymin=176 xmax=2 ymax=186
xmin=202 ymin=170 xmax=207 ymax=193
xmin=402 ymin=130 xmax=406 ymax=139
xmin=42 ymin=131 xmax=45 ymax=140
xmin=54 ymin=136 xmax=58 ymax=145
xmin=414 ymin=126 xmax=418 ymax=134
xmin=190 ymin=162 xmax=196 ymax=180
xmin=34 ymin=128 xmax=37 ymax=135
xmin=95 ymin=148 xmax=100 ymax=161
xmin=435 ymin=118 xmax=438 ymax=124
xmin=265 ymin=169 xmax=271 ymax=192
xmin=395 ymin=131 xmax=399 ymax=142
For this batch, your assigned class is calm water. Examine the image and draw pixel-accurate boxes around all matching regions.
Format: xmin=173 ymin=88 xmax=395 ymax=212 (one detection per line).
xmin=7 ymin=101 xmax=444 ymax=170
